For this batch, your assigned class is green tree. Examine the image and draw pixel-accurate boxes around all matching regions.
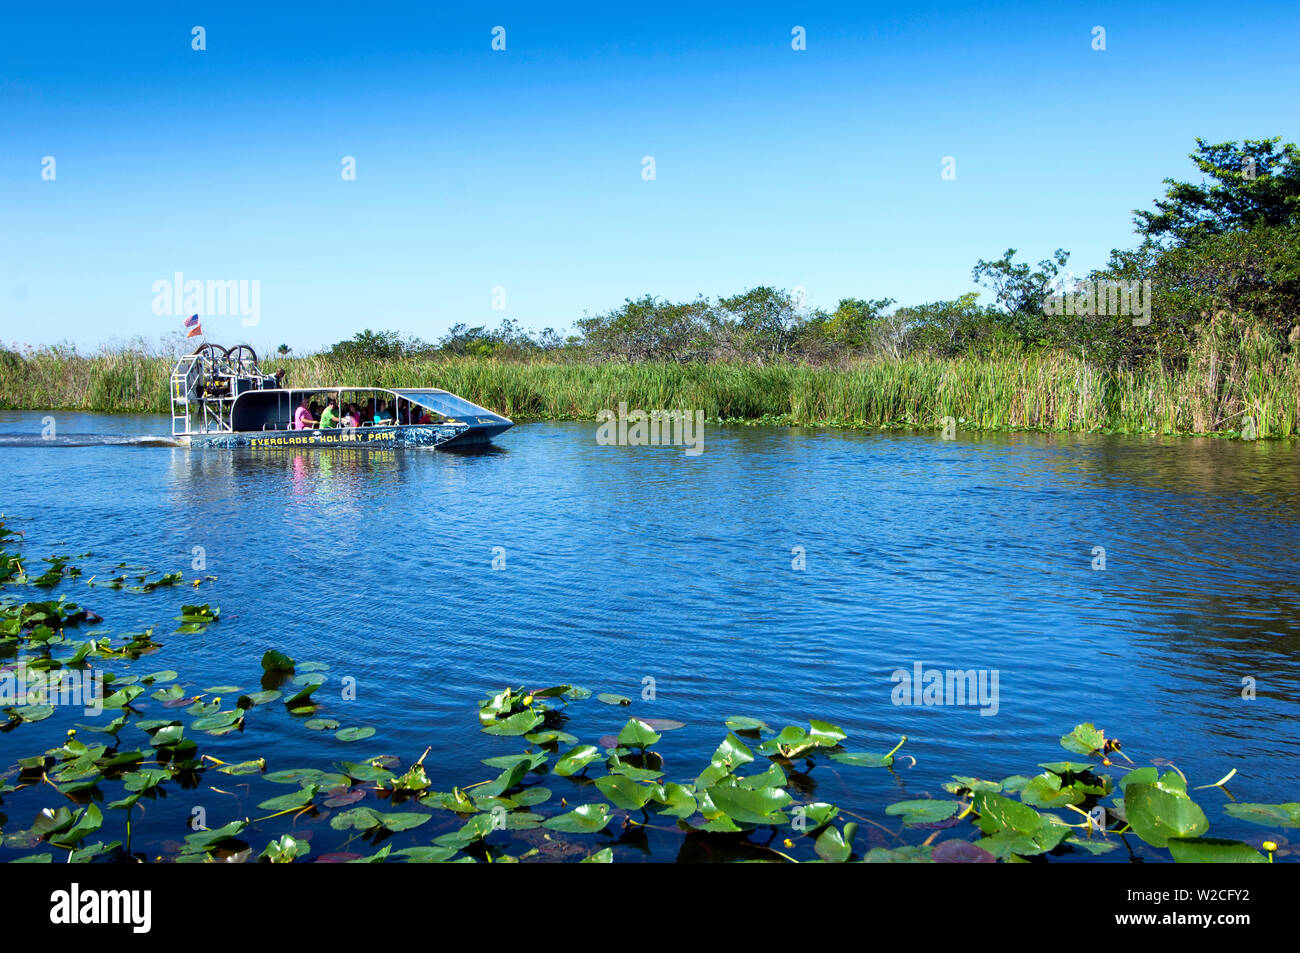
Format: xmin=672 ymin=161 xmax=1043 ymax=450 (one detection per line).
xmin=1135 ymin=138 xmax=1300 ymax=244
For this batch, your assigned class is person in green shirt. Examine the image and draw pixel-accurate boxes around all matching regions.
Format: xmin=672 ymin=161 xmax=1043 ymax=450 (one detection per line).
xmin=319 ymin=396 xmax=340 ymax=429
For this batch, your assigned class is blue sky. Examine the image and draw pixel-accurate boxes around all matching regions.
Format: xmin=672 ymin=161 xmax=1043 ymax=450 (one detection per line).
xmin=2 ymin=1 xmax=1297 ymax=352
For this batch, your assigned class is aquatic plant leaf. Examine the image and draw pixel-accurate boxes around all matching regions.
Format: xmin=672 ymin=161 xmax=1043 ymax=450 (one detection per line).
xmin=607 ymin=758 xmax=663 ymax=782
xmin=122 ymin=769 xmax=169 ymax=793
xmin=512 ymin=787 xmax=552 ymax=808
xmin=264 ymin=768 xmax=324 ymax=785
xmin=370 ymin=811 xmax=430 ymax=832
xmin=649 ymin=782 xmax=697 ymax=819
xmin=553 ymin=745 xmax=601 ymax=777
xmin=1223 ymin=802 xmax=1300 ymax=828
xmin=395 ymin=846 xmax=460 ymax=863
xmin=1039 ymin=760 xmax=1096 ymax=775
xmin=477 ymin=761 xmax=530 ymax=797
xmin=387 ymin=764 xmax=431 ymax=793
xmin=524 ymin=729 xmax=577 ymax=746
xmin=814 ymin=822 xmax=857 ymax=863
xmin=794 ymin=801 xmax=839 ymax=830
xmin=1019 ymin=772 xmax=1087 ymax=808
xmin=1123 ymin=779 xmax=1209 ymax=847
xmin=808 ymin=719 xmax=847 ymax=745
xmin=14 ymin=704 xmax=54 ymax=722
xmin=482 ymin=710 xmax=543 ymax=736
xmin=481 ymin=752 xmax=547 ymax=771
xmin=706 ymin=778 xmax=792 ymax=825
xmin=723 ymin=716 xmax=769 ymax=733
xmin=260 ymin=834 xmax=311 ymax=863
xmin=974 ymin=792 xmax=1040 ymax=836
xmin=283 ymin=681 xmax=322 ymax=710
xmin=640 ymin=718 xmax=685 ymax=731
xmin=1118 ymin=767 xmax=1159 ymax=790
xmin=192 ymin=710 xmax=242 ymax=733
xmin=239 ymin=690 xmax=282 ymax=707
xmin=305 ymin=718 xmax=340 ymax=731
xmin=595 ymin=774 xmax=655 ymax=810
xmin=932 ymin=839 xmax=996 ymax=863
xmin=257 ymin=786 xmax=318 ymax=812
xmin=756 ymin=722 xmax=842 ymax=760
xmin=49 ymin=804 xmax=102 ymax=847
xmin=1064 ymin=834 xmax=1119 ymax=855
xmin=421 ymin=789 xmax=477 ymax=813
xmin=101 ymin=685 xmax=144 ymax=709
xmin=335 ymin=726 xmax=376 ymax=743
xmin=1060 ymin=723 xmax=1106 ymax=756
xmin=582 ymin=847 xmax=614 ymax=862
xmin=433 ymin=813 xmax=498 ymax=847
xmin=183 ymin=819 xmax=248 ymax=851
xmin=261 ymin=650 xmax=296 ymax=672
xmin=887 ymin=799 xmax=961 ymax=827
xmin=337 ymin=761 xmax=396 ymax=784
xmin=861 ymin=845 xmax=934 ymax=863
xmin=943 ymin=776 xmax=1003 ymax=795
xmin=977 ymin=815 xmax=1071 ymax=858
xmin=616 ymin=718 xmax=661 ymax=748
xmin=829 ymin=751 xmax=893 ymax=767
xmin=1000 ymin=774 xmax=1031 ymax=794
xmin=542 ymin=803 xmax=612 ymax=833
xmin=1166 ymin=837 xmax=1267 ymax=863
xmin=597 ymin=693 xmax=631 ymax=706
xmin=216 ymin=759 xmax=266 ymax=776
xmin=737 ymin=763 xmax=787 ymax=790
xmin=696 ymin=732 xmax=754 ymax=788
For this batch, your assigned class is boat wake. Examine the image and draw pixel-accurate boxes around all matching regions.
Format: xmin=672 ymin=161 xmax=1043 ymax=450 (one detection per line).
xmin=0 ymin=434 xmax=185 ymax=448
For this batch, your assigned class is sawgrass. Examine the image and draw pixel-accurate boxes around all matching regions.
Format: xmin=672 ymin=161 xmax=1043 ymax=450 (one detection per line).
xmin=2 ymin=344 xmax=1296 ymax=437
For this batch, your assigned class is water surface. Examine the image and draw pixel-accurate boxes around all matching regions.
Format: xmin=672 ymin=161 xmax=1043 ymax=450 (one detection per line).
xmin=2 ymin=411 xmax=1298 ymax=860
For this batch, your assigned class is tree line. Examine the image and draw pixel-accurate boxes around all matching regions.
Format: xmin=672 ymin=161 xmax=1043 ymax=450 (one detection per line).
xmin=323 ymin=138 xmax=1300 ymax=371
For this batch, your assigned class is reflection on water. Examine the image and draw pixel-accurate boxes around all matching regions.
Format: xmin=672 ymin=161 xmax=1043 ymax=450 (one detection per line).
xmin=1 ymin=410 xmax=1298 ymax=858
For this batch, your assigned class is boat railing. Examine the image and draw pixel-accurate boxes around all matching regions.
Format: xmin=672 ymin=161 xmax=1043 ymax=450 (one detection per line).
xmin=171 ymin=347 xmax=269 ymax=436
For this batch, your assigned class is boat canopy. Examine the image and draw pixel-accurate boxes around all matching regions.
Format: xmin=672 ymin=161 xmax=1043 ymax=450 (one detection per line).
xmin=394 ymin=389 xmax=500 ymax=419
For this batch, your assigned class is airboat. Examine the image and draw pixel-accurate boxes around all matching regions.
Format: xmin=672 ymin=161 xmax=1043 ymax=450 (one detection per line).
xmin=170 ymin=343 xmax=513 ymax=449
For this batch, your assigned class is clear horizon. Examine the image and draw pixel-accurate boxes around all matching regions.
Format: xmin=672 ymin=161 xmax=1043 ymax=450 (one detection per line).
xmin=2 ymin=1 xmax=1297 ymax=353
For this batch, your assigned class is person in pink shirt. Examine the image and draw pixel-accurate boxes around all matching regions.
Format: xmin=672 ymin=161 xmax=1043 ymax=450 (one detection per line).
xmin=293 ymin=396 xmax=317 ymax=430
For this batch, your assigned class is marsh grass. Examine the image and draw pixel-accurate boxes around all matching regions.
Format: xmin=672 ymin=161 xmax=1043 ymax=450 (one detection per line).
xmin=2 ymin=343 xmax=1297 ymax=436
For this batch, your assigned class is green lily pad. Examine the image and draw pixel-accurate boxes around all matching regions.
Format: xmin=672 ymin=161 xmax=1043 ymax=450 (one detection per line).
xmin=553 ymin=745 xmax=601 ymax=777
xmin=542 ymin=803 xmax=611 ymax=833
xmin=1166 ymin=837 xmax=1267 ymax=863
xmin=886 ymin=799 xmax=961 ymax=826
xmin=1122 ymin=777 xmax=1209 ymax=847
xmin=335 ymin=726 xmax=376 ymax=743
xmin=1223 ymin=802 xmax=1300 ymax=828
xmin=594 ymin=774 xmax=655 ymax=810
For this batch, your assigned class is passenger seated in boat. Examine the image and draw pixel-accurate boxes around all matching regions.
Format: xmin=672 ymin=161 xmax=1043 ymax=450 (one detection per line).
xmin=319 ymin=397 xmax=340 ymax=429
xmin=293 ymin=397 xmax=317 ymax=430
xmin=412 ymin=407 xmax=433 ymax=424
xmin=373 ymin=401 xmax=393 ymax=425
xmin=340 ymin=404 xmax=360 ymax=428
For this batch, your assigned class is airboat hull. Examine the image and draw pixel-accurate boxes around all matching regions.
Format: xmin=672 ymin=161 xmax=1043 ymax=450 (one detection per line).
xmin=169 ymin=343 xmax=514 ymax=450
xmin=184 ymin=422 xmax=477 ymax=450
